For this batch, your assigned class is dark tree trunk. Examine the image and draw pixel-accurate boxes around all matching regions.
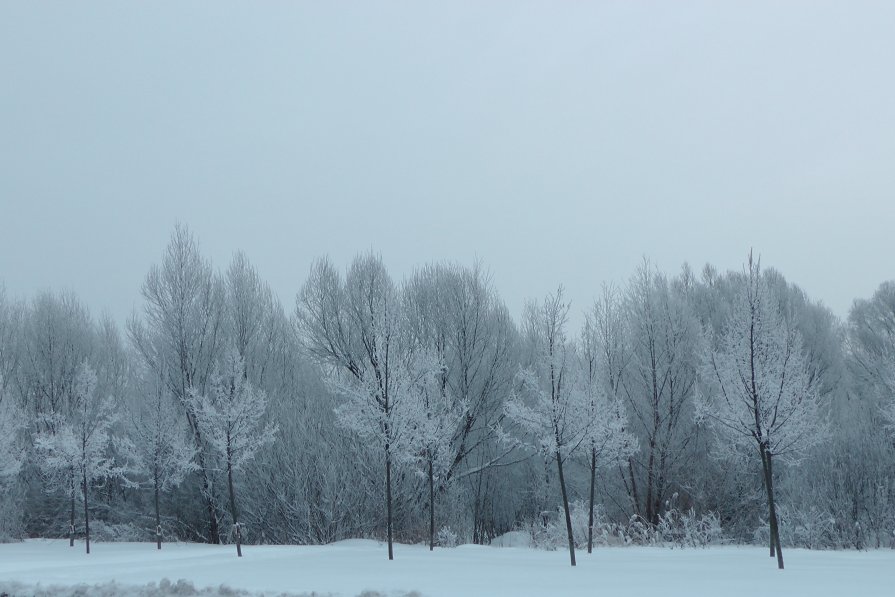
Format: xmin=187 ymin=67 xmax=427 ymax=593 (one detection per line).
xmin=765 ymin=451 xmax=784 ymax=569
xmin=227 ymin=447 xmax=242 ymax=558
xmin=555 ymin=449 xmax=576 ymax=567
xmin=199 ymin=456 xmax=220 ymax=544
xmin=385 ymin=443 xmax=394 ymax=560
xmin=760 ymin=448 xmax=774 ymax=557
xmin=69 ymin=482 xmax=75 ymax=548
xmin=82 ymin=469 xmax=90 ymax=555
xmin=588 ymin=447 xmax=596 ymax=554
xmin=186 ymin=408 xmax=220 ymax=545
xmin=626 ymin=458 xmax=641 ymax=518
xmin=155 ymin=475 xmax=162 ymax=550
xmin=645 ymin=438 xmax=657 ymax=525
xmin=428 ymin=456 xmax=435 ymax=551
xmin=472 ymin=465 xmax=485 ymax=545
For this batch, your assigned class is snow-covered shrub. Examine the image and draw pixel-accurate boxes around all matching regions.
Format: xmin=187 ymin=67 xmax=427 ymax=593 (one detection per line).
xmin=755 ymin=505 xmax=837 ymax=549
xmin=435 ymin=525 xmax=458 ymax=548
xmin=89 ymin=520 xmax=150 ymax=542
xmin=618 ymin=515 xmax=657 ymax=546
xmin=522 ymin=499 xmax=724 ymax=550
xmin=569 ymin=501 xmax=593 ymax=549
xmin=656 ymin=506 xmax=723 ymax=547
xmin=0 ymin=579 xmax=424 ymax=597
xmin=579 ymin=503 xmax=619 ymax=548
xmin=649 ymin=496 xmax=724 ymax=547
xmin=524 ymin=502 xmax=631 ymax=549
xmin=523 ymin=511 xmax=557 ymax=550
xmin=523 ymin=507 xmax=573 ymax=550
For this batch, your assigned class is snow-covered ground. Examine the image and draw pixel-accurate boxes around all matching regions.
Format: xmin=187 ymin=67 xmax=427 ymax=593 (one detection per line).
xmin=0 ymin=539 xmax=892 ymax=597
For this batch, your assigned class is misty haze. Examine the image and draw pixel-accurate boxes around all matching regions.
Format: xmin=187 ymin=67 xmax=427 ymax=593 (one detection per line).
xmin=1 ymin=3 xmax=894 ymax=596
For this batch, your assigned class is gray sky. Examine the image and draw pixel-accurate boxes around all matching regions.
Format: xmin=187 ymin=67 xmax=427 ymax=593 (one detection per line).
xmin=1 ymin=1 xmax=893 ymax=329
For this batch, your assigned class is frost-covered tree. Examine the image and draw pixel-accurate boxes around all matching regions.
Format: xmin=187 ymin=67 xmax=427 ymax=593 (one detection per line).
xmin=129 ymin=225 xmax=226 ymax=543
xmin=621 ymin=262 xmax=700 ymax=525
xmin=129 ymin=367 xmax=197 ymax=549
xmin=399 ymin=348 xmax=464 ymax=551
xmin=34 ymin=363 xmax=120 ymax=554
xmin=22 ymin=292 xmax=97 ymax=434
xmin=505 ymin=288 xmax=588 ymax=566
xmin=842 ymin=281 xmax=895 ymax=548
xmin=192 ymin=348 xmax=277 ymax=557
xmin=0 ymin=378 xmax=24 ymax=482
xmin=298 ymin=253 xmax=407 ymax=560
xmin=581 ymin=288 xmax=637 ymax=554
xmin=0 ymin=286 xmax=23 ymax=397
xmin=18 ymin=292 xmax=99 ymax=543
xmin=697 ymin=254 xmax=826 ymax=569
xmin=403 ymin=262 xmax=518 ymax=544
xmin=0 ymin=288 xmax=24 ymax=486
xmin=224 ymin=251 xmax=283 ymax=374
xmin=0 ymin=289 xmax=26 ymax=540
xmin=0 ymin=392 xmax=24 ymax=541
xmin=849 ymin=281 xmax=895 ymax=425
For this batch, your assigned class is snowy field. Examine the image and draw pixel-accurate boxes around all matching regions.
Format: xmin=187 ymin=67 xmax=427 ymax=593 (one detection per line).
xmin=0 ymin=539 xmax=892 ymax=597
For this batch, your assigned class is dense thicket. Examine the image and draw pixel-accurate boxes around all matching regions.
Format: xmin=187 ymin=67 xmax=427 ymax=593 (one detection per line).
xmin=1 ymin=227 xmax=893 ymax=552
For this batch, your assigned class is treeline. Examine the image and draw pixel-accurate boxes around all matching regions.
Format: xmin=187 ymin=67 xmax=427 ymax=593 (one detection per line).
xmin=0 ymin=226 xmax=893 ymax=560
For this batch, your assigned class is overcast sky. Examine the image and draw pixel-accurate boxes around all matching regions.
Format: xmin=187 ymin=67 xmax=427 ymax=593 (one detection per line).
xmin=1 ymin=1 xmax=893 ymax=329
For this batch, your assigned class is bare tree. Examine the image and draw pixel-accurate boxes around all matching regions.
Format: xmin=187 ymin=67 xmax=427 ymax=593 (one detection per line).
xmin=850 ymin=281 xmax=895 ymax=421
xmin=128 ymin=363 xmax=197 ymax=549
xmin=129 ymin=225 xmax=226 ymax=543
xmin=20 ymin=291 xmax=97 ymax=545
xmin=621 ymin=262 xmax=700 ymax=525
xmin=404 ymin=262 xmax=518 ymax=544
xmin=192 ymin=348 xmax=277 ymax=557
xmin=297 ymin=253 xmax=405 ymax=560
xmin=0 ymin=285 xmax=23 ymax=398
xmin=397 ymin=347 xmax=463 ymax=550
xmin=581 ymin=286 xmax=637 ymax=554
xmin=504 ymin=288 xmax=587 ymax=566
xmin=0 ymin=287 xmax=24 ymax=489
xmin=34 ymin=363 xmax=121 ymax=554
xmin=0 ymin=376 xmax=24 ymax=482
xmin=697 ymin=253 xmax=827 ymax=569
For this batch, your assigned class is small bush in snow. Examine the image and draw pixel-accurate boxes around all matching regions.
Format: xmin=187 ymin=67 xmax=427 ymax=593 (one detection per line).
xmin=656 ymin=507 xmax=724 ymax=548
xmin=435 ymin=526 xmax=458 ymax=548
xmin=522 ymin=497 xmax=725 ymax=550
xmin=754 ymin=505 xmax=837 ymax=550
xmin=525 ymin=502 xmax=614 ymax=550
xmin=89 ymin=520 xmax=150 ymax=543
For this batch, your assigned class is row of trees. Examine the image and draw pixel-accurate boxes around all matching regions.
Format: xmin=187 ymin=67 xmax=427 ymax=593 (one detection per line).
xmin=1 ymin=228 xmax=894 ymax=570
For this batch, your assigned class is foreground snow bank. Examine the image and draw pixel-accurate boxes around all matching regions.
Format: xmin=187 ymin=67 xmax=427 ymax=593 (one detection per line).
xmin=0 ymin=539 xmax=892 ymax=597
xmin=0 ymin=578 xmax=362 ymax=597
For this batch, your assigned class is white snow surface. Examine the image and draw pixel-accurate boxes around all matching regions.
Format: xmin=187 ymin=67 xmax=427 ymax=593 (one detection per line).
xmin=0 ymin=539 xmax=892 ymax=597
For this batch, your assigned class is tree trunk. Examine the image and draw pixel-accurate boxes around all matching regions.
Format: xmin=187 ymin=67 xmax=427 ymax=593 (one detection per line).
xmin=587 ymin=447 xmax=596 ymax=554
xmin=187 ymin=410 xmax=220 ymax=545
xmin=555 ymin=449 xmax=576 ymax=567
xmin=82 ymin=469 xmax=90 ymax=555
xmin=155 ymin=475 xmax=162 ymax=550
xmin=760 ymin=448 xmax=775 ymax=557
xmin=626 ymin=458 xmax=641 ymax=518
xmin=472 ymin=465 xmax=484 ymax=545
xmin=428 ymin=456 xmax=435 ymax=551
xmin=645 ymin=438 xmax=657 ymax=525
xmin=765 ymin=451 xmax=784 ymax=569
xmin=200 ymin=462 xmax=220 ymax=544
xmin=385 ymin=443 xmax=394 ymax=560
xmin=227 ymin=449 xmax=242 ymax=557
xmin=69 ymin=482 xmax=75 ymax=548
